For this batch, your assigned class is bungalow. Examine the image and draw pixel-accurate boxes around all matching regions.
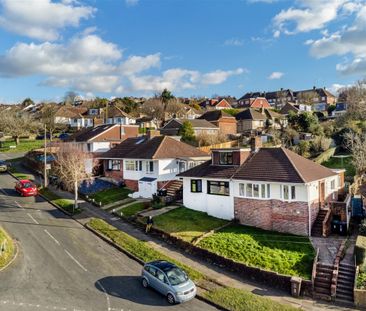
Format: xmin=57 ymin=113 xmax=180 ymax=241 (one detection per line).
xmin=106 ymin=106 xmax=136 ymax=125
xmin=100 ymin=134 xmax=210 ymax=198
xmin=198 ymin=110 xmax=237 ymax=135
xmin=160 ymin=119 xmax=219 ymax=137
xmin=178 ymin=138 xmax=344 ymax=236
xmin=54 ymin=106 xmax=91 ymax=128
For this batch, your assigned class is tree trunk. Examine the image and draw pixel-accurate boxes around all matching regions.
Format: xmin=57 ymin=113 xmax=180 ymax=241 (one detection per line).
xmin=15 ymin=136 xmax=20 ymax=145
xmin=74 ymin=180 xmax=78 ymax=214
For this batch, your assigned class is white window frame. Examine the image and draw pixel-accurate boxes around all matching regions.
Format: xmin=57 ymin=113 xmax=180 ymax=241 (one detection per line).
xmin=125 ymin=160 xmax=136 ymax=171
xmin=330 ymin=180 xmax=335 ymax=190
xmin=146 ymin=161 xmax=154 ymax=173
xmin=238 ymin=183 xmax=270 ymax=199
xmin=281 ymin=185 xmax=296 ymax=201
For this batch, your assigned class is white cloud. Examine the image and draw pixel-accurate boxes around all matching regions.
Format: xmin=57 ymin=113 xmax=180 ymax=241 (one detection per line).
xmin=273 ymin=0 xmax=347 ymax=37
xmin=224 ymin=38 xmax=244 ymax=46
xmin=267 ymin=71 xmax=284 ymax=79
xmin=0 ymin=0 xmax=95 ymax=41
xmin=0 ymin=34 xmax=246 ymax=94
xmin=125 ymin=0 xmax=139 ymax=7
xmin=308 ymin=3 xmax=366 ymax=75
xmin=201 ymin=68 xmax=245 ymax=85
xmin=328 ymin=83 xmax=352 ymax=94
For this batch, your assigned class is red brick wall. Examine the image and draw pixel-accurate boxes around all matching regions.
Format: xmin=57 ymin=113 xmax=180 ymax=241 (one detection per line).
xmin=125 ymin=179 xmax=138 ymax=191
xmin=234 ymin=197 xmax=312 ymax=236
xmin=103 ymin=160 xmax=124 ymax=182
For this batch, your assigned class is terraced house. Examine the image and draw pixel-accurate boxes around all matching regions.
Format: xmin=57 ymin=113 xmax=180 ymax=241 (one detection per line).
xmin=178 ymin=138 xmax=344 ymax=236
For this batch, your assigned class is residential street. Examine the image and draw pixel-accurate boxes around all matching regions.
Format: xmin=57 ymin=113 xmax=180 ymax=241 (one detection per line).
xmin=0 ymin=172 xmax=217 ymax=311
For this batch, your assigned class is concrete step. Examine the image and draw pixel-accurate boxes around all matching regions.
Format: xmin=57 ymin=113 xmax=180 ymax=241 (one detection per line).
xmin=335 ymin=297 xmax=355 ymax=307
xmin=314 ymin=280 xmax=331 ymax=289
xmin=314 ymin=292 xmax=332 ymax=302
xmin=314 ymin=286 xmax=331 ymax=295
xmin=337 ymin=279 xmax=354 ymax=289
xmin=336 ymin=292 xmax=354 ymax=302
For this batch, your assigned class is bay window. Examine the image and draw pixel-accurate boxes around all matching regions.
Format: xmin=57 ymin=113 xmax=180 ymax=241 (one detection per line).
xmin=239 ymin=183 xmax=271 ymax=199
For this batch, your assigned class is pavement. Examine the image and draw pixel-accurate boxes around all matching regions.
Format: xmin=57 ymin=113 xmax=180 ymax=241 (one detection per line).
xmin=0 ymin=172 xmax=216 ymax=311
xmin=139 ymin=205 xmax=180 ymax=217
xmin=3 ymin=162 xmax=357 ymax=311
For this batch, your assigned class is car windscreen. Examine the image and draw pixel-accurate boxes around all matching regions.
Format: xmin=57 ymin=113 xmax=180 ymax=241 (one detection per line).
xmin=166 ymin=267 xmax=188 ymax=286
xmin=23 ymin=183 xmax=34 ymax=189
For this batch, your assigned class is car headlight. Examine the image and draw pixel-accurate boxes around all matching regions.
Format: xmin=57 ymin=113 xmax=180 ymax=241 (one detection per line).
xmin=176 ymin=292 xmax=184 ymax=296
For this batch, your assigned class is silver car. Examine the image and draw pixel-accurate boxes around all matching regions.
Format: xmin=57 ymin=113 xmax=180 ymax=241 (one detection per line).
xmin=0 ymin=160 xmax=8 ymax=173
xmin=141 ymin=260 xmax=196 ymax=304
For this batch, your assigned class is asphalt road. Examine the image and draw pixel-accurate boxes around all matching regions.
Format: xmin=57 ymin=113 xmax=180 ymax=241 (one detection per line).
xmin=0 ymin=172 xmax=217 ymax=311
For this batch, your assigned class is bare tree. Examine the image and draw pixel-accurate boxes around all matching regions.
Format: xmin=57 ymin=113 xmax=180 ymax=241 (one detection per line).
xmin=165 ymin=98 xmax=185 ymax=118
xmin=0 ymin=111 xmax=41 ymax=144
xmin=344 ymin=132 xmax=366 ymax=176
xmin=338 ymin=79 xmax=366 ymax=119
xmin=54 ymin=144 xmax=92 ymax=212
xmin=140 ymin=98 xmax=165 ymax=128
xmin=296 ymin=91 xmax=319 ymax=106
xmin=41 ymin=104 xmax=65 ymax=141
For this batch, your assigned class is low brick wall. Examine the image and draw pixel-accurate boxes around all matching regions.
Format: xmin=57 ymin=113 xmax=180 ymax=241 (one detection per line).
xmin=144 ymin=225 xmax=313 ymax=295
xmin=355 ymin=289 xmax=366 ymax=309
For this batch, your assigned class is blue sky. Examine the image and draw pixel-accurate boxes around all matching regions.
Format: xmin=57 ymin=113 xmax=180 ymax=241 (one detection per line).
xmin=0 ymin=0 xmax=364 ymax=103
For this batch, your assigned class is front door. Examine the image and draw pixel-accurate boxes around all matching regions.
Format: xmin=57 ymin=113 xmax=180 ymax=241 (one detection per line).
xmin=319 ymin=181 xmax=325 ymax=207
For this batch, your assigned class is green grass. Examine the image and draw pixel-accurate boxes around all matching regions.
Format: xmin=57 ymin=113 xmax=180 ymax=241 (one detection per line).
xmin=198 ymin=224 xmax=315 ymax=279
xmin=0 ymin=139 xmax=46 ymax=153
xmin=88 ymin=218 xmax=204 ymax=282
xmin=117 ymin=202 xmax=146 ymax=218
xmin=88 ymin=218 xmax=297 ymax=311
xmin=205 ymin=287 xmax=296 ymax=311
xmin=39 ymin=188 xmax=81 ymax=214
xmin=11 ymin=171 xmax=33 ymax=180
xmin=322 ymin=155 xmax=355 ymax=178
xmin=89 ymin=187 xmax=132 ymax=206
xmin=152 ymin=207 xmax=228 ymax=242
xmin=0 ymin=227 xmax=15 ymax=269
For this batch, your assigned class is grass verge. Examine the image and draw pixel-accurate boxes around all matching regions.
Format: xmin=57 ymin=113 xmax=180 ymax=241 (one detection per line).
xmin=0 ymin=227 xmax=15 ymax=269
xmin=88 ymin=218 xmax=297 ymax=311
xmin=89 ymin=187 xmax=132 ymax=206
xmin=198 ymin=224 xmax=314 ymax=279
xmin=39 ymin=188 xmax=81 ymax=215
xmin=152 ymin=207 xmax=228 ymax=242
xmin=0 ymin=139 xmax=46 ymax=153
xmin=117 ymin=202 xmax=146 ymax=218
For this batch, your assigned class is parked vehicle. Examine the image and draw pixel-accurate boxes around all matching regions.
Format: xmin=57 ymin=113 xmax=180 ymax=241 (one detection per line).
xmin=141 ymin=260 xmax=196 ymax=304
xmin=36 ymin=133 xmax=51 ymax=140
xmin=58 ymin=133 xmax=70 ymax=141
xmin=0 ymin=160 xmax=8 ymax=173
xmin=15 ymin=180 xmax=38 ymax=197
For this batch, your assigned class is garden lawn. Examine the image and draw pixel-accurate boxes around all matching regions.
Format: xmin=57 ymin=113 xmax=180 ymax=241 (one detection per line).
xmin=152 ymin=207 xmax=228 ymax=242
xmin=89 ymin=187 xmax=132 ymax=206
xmin=117 ymin=202 xmax=146 ymax=218
xmin=198 ymin=224 xmax=315 ymax=279
xmin=0 ymin=139 xmax=45 ymax=153
xmin=0 ymin=227 xmax=15 ymax=269
xmin=322 ymin=156 xmax=355 ymax=178
xmin=88 ymin=218 xmax=297 ymax=311
xmin=39 ymin=188 xmax=81 ymax=214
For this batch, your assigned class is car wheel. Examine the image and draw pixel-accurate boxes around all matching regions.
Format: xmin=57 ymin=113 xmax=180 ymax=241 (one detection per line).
xmin=142 ymin=278 xmax=148 ymax=288
xmin=167 ymin=293 xmax=175 ymax=305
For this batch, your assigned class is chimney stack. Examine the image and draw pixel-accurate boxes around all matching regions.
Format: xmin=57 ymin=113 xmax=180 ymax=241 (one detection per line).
xmin=251 ymin=136 xmax=262 ymax=153
xmin=147 ymin=129 xmax=160 ymax=140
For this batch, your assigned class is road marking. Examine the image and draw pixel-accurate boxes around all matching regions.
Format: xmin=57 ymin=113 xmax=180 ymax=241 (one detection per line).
xmin=14 ymin=201 xmax=25 ymax=210
xmin=64 ymin=249 xmax=88 ymax=272
xmin=27 ymin=213 xmax=39 ymax=224
xmin=0 ymin=300 xmax=84 ymax=310
xmin=0 ymin=188 xmax=8 ymax=195
xmin=44 ymin=229 xmax=60 ymax=245
xmin=96 ymin=280 xmax=111 ymax=311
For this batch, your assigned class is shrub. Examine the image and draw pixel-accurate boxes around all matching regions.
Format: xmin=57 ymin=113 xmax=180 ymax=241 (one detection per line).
xmin=355 ymin=235 xmax=366 ymax=269
xmin=360 ymin=220 xmax=366 ymax=237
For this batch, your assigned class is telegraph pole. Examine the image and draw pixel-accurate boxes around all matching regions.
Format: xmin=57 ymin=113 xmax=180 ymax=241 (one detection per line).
xmin=44 ymin=124 xmax=48 ymax=188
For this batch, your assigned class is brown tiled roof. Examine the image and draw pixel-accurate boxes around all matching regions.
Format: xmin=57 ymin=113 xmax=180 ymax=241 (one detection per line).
xmin=55 ymin=106 xmax=87 ymax=118
xmin=99 ymin=137 xmax=146 ymax=159
xmin=162 ymin=118 xmax=218 ymax=129
xmin=235 ymin=108 xmax=266 ymax=121
xmin=100 ymin=136 xmax=208 ymax=160
xmin=280 ymin=102 xmax=299 ymax=115
xmin=232 ymin=147 xmax=337 ymax=183
xmin=198 ymin=110 xmax=235 ymax=122
xmin=177 ymin=160 xmax=240 ymax=179
xmin=69 ymin=124 xmax=117 ymax=142
xmin=107 ymin=106 xmax=131 ymax=118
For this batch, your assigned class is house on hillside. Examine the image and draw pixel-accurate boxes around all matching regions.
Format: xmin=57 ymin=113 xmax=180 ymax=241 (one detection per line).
xmin=106 ymin=106 xmax=136 ymax=125
xmin=66 ymin=123 xmax=139 ymax=155
xmin=177 ymin=138 xmax=344 ymax=236
xmin=238 ymin=89 xmax=295 ymax=109
xmin=236 ymin=108 xmax=287 ymax=133
xmin=239 ymin=97 xmax=271 ymax=109
xmin=100 ymin=134 xmax=210 ymax=198
xmin=332 ymin=103 xmax=348 ymax=118
xmin=199 ymin=98 xmax=233 ymax=110
xmin=198 ymin=110 xmax=237 ymax=135
xmin=280 ymin=102 xmax=312 ymax=115
xmin=54 ymin=106 xmax=91 ymax=128
xmin=160 ymin=119 xmax=219 ymax=136
xmin=294 ymin=87 xmax=336 ymax=111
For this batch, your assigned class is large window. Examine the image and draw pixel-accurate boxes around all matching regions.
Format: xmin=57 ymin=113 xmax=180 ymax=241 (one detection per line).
xmin=219 ymin=152 xmax=233 ymax=165
xmin=108 ymin=160 xmax=120 ymax=171
xmin=239 ymin=183 xmax=270 ymax=199
xmin=146 ymin=161 xmax=154 ymax=173
xmin=191 ymin=179 xmax=202 ymax=193
xmin=207 ymin=181 xmax=229 ymax=196
xmin=281 ymin=185 xmax=296 ymax=201
xmin=125 ymin=160 xmax=142 ymax=171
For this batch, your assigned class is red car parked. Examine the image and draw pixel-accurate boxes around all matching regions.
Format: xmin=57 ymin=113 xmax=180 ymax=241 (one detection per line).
xmin=15 ymin=180 xmax=38 ymax=197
